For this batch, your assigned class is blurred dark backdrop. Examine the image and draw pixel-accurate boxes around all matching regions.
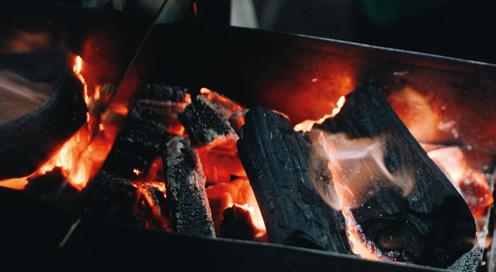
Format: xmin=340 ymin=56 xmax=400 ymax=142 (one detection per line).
xmin=56 ymin=0 xmax=496 ymax=63
xmin=232 ymin=0 xmax=496 ymax=64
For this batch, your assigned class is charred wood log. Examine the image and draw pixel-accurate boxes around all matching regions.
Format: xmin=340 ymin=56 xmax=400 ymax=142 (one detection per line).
xmin=179 ymin=95 xmax=237 ymax=148
xmin=163 ymin=136 xmax=216 ymax=238
xmin=317 ymin=84 xmax=476 ymax=267
xmin=0 ymin=74 xmax=86 ymax=179
xmin=237 ymin=107 xmax=351 ymax=253
xmin=81 ymin=171 xmax=141 ymax=226
xmin=103 ymin=112 xmax=168 ymax=178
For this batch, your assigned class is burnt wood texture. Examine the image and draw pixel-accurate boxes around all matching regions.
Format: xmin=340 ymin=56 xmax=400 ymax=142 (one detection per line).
xmin=237 ymin=107 xmax=351 ymax=254
xmin=179 ymin=95 xmax=237 ymax=147
xmin=0 ymin=74 xmax=86 ymax=179
xmin=317 ymin=84 xmax=476 ymax=267
xmin=163 ymin=136 xmax=216 ymax=238
xmin=103 ymin=112 xmax=168 ymax=178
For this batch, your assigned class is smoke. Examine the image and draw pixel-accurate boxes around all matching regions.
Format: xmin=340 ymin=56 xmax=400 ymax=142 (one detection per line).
xmin=308 ymin=129 xmax=415 ymax=210
xmin=0 ymin=69 xmax=51 ymax=124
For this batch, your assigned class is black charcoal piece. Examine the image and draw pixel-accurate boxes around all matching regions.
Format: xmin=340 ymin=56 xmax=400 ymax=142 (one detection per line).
xmin=237 ymin=107 xmax=350 ymax=254
xmin=317 ymin=84 xmax=476 ymax=267
xmin=179 ymin=95 xmax=237 ymax=147
xmin=163 ymin=136 xmax=215 ymax=238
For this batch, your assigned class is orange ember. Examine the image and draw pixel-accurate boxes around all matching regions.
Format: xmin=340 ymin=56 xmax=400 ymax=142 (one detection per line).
xmin=342 ymin=209 xmax=383 ymax=260
xmin=294 ymin=95 xmax=345 ymax=132
xmin=206 ymin=178 xmax=266 ymax=239
xmin=428 ymin=147 xmax=493 ymax=217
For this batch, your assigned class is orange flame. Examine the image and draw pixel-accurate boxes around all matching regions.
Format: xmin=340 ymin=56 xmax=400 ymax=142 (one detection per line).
xmin=294 ymin=96 xmax=345 ymax=132
xmin=0 ymin=55 xmax=122 ymax=191
xmin=342 ymin=209 xmax=383 ymax=260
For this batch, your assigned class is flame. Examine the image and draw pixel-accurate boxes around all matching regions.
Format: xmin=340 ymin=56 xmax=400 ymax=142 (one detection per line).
xmin=427 ymin=147 xmax=493 ymax=217
xmin=294 ymin=96 xmax=345 ymax=132
xmin=133 ymin=181 xmax=170 ymax=231
xmin=0 ymin=55 xmax=127 ymax=191
xmin=206 ymin=178 xmax=266 ymax=239
xmin=342 ymin=208 xmax=382 ymax=260
xmin=308 ymin=130 xmax=412 ymax=260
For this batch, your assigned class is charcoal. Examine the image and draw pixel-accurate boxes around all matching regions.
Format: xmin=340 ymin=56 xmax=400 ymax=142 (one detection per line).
xmin=80 ymin=171 xmax=141 ymax=226
xmin=24 ymin=167 xmax=80 ymax=212
xmin=220 ymin=205 xmax=256 ymax=240
xmin=25 ymin=168 xmax=67 ymax=197
xmin=179 ymin=95 xmax=237 ymax=147
xmin=140 ymin=84 xmax=188 ymax=102
xmin=0 ymin=74 xmax=86 ymax=179
xmin=133 ymin=84 xmax=189 ymax=135
xmin=163 ymin=136 xmax=215 ymax=238
xmin=199 ymin=88 xmax=244 ymax=120
xmin=103 ymin=112 xmax=168 ymax=178
xmin=237 ymin=107 xmax=351 ymax=253
xmin=134 ymin=182 xmax=171 ymax=231
xmin=317 ymin=84 xmax=476 ymax=267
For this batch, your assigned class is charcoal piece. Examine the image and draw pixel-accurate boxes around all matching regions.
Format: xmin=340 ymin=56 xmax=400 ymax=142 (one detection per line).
xmin=0 ymin=74 xmax=86 ymax=179
xmin=163 ymin=136 xmax=215 ymax=238
xmin=220 ymin=205 xmax=256 ymax=240
xmin=229 ymin=110 xmax=247 ymax=132
xmin=81 ymin=171 xmax=141 ymax=226
xmin=134 ymin=182 xmax=171 ymax=231
xmin=103 ymin=112 xmax=168 ymax=178
xmin=237 ymin=107 xmax=350 ymax=253
xmin=199 ymin=88 xmax=244 ymax=120
xmin=25 ymin=168 xmax=67 ymax=197
xmin=140 ymin=84 xmax=188 ymax=102
xmin=317 ymin=84 xmax=475 ymax=267
xmin=179 ymin=95 xmax=237 ymax=147
xmin=24 ymin=167 xmax=80 ymax=212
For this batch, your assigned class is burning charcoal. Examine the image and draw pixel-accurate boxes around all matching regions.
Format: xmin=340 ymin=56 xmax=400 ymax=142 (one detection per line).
xmin=200 ymin=88 xmax=244 ymax=120
xmin=163 ymin=136 xmax=216 ymax=238
xmin=134 ymin=182 xmax=171 ymax=231
xmin=24 ymin=167 xmax=80 ymax=211
xmin=25 ymin=168 xmax=67 ymax=197
xmin=80 ymin=171 xmax=141 ymax=226
xmin=316 ymin=84 xmax=476 ymax=267
xmin=179 ymin=95 xmax=238 ymax=148
xmin=103 ymin=112 xmax=168 ymax=178
xmin=0 ymin=73 xmax=86 ymax=179
xmin=197 ymin=148 xmax=246 ymax=184
xmin=229 ymin=109 xmax=247 ymax=132
xmin=237 ymin=107 xmax=351 ymax=253
xmin=141 ymin=84 xmax=188 ymax=102
xmin=134 ymin=84 xmax=190 ymax=135
xmin=220 ymin=204 xmax=257 ymax=240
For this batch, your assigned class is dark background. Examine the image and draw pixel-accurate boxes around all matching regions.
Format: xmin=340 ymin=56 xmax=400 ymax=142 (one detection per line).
xmin=57 ymin=0 xmax=496 ymax=63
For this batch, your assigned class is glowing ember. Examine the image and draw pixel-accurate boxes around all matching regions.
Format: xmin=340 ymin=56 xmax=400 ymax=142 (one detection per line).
xmin=0 ymin=177 xmax=29 ymax=190
xmin=206 ymin=178 xmax=266 ymax=239
xmin=342 ymin=208 xmax=382 ymax=260
xmin=427 ymin=147 xmax=493 ymax=217
xmin=133 ymin=168 xmax=142 ymax=176
xmin=294 ymin=96 xmax=345 ymax=132
xmin=133 ymin=181 xmax=170 ymax=231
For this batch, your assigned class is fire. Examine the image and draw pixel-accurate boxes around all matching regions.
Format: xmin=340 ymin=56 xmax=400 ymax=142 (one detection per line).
xmin=307 ymin=129 xmax=412 ymax=260
xmin=294 ymin=96 xmax=345 ymax=132
xmin=206 ymin=178 xmax=267 ymax=239
xmin=342 ymin=209 xmax=382 ymax=260
xmin=427 ymin=147 xmax=493 ymax=217
xmin=0 ymin=55 xmax=124 ymax=191
xmin=26 ymin=55 xmax=109 ymax=190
